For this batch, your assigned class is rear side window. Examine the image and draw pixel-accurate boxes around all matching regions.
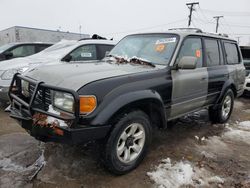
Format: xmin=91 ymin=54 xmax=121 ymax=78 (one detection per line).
xmin=69 ymin=44 xmax=97 ymax=61
xmin=10 ymin=45 xmax=36 ymax=57
xmin=204 ymin=39 xmax=220 ymax=66
xmin=36 ymin=45 xmax=50 ymax=53
xmin=177 ymin=38 xmax=203 ymax=68
xmin=224 ymin=42 xmax=240 ymax=64
xmin=97 ymin=44 xmax=114 ymax=60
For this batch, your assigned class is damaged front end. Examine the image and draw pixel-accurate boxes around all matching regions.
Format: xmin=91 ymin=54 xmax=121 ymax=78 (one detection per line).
xmin=8 ymin=73 xmax=84 ymax=143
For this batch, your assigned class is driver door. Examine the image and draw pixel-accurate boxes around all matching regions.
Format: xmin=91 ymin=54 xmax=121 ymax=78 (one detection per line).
xmin=170 ymin=37 xmax=208 ymax=119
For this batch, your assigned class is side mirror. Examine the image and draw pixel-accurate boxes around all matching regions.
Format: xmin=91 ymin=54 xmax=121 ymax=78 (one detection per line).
xmin=4 ymin=51 xmax=13 ymax=59
xmin=178 ymin=56 xmax=197 ymax=69
xmin=62 ymin=54 xmax=72 ymax=62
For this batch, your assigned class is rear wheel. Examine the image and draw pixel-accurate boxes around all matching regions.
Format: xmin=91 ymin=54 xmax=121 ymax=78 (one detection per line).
xmin=102 ymin=110 xmax=152 ymax=175
xmin=209 ymin=89 xmax=234 ymax=123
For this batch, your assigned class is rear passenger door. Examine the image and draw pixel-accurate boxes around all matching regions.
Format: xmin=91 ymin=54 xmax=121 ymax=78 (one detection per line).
xmin=204 ymin=38 xmax=228 ymax=105
xmin=170 ymin=37 xmax=208 ymax=119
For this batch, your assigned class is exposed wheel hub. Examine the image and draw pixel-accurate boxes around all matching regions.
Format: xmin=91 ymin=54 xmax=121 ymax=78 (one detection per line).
xmin=125 ymin=136 xmax=134 ymax=147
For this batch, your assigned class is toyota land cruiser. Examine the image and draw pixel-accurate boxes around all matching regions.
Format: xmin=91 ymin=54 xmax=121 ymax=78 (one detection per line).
xmin=8 ymin=28 xmax=245 ymax=174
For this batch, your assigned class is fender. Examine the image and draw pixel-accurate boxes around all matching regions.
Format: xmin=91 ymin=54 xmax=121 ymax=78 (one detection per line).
xmin=90 ymin=90 xmax=167 ymax=126
xmin=215 ymin=78 xmax=235 ymax=105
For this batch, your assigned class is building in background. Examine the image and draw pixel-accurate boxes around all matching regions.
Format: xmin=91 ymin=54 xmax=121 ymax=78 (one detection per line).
xmin=0 ymin=26 xmax=89 ymax=45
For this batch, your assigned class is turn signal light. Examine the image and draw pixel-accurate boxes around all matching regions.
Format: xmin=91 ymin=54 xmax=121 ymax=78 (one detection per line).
xmin=79 ymin=96 xmax=97 ymax=114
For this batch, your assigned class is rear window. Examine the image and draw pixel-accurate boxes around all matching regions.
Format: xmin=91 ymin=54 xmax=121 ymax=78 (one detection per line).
xmin=224 ymin=42 xmax=240 ymax=64
xmin=204 ymin=39 xmax=220 ymax=66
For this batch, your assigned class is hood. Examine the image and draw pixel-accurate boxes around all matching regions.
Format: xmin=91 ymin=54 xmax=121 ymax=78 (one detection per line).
xmin=0 ymin=55 xmax=59 ymax=71
xmin=24 ymin=61 xmax=164 ymax=90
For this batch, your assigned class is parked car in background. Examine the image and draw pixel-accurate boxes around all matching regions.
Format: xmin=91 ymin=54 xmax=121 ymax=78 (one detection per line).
xmin=8 ymin=29 xmax=245 ymax=174
xmin=240 ymin=46 xmax=250 ymax=95
xmin=0 ymin=39 xmax=116 ymax=102
xmin=0 ymin=42 xmax=52 ymax=61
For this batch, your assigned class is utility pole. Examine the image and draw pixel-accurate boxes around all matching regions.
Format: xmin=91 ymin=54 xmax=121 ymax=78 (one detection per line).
xmin=186 ymin=2 xmax=199 ymax=27
xmin=236 ymin=36 xmax=241 ymax=44
xmin=213 ymin=16 xmax=223 ymax=33
xmin=79 ymin=25 xmax=82 ymax=38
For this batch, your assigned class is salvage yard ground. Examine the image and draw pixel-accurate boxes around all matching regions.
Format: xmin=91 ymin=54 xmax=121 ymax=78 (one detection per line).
xmin=0 ymin=97 xmax=250 ymax=188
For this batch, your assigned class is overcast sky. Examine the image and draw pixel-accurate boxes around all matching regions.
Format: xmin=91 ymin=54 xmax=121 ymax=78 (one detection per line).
xmin=0 ymin=0 xmax=250 ymax=45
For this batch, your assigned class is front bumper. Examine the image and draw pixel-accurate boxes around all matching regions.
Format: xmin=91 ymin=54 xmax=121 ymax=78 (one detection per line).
xmin=8 ymin=73 xmax=111 ymax=144
xmin=11 ymin=108 xmax=111 ymax=144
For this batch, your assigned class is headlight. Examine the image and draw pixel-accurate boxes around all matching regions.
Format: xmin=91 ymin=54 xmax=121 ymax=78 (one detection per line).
xmin=21 ymin=80 xmax=30 ymax=97
xmin=79 ymin=95 xmax=97 ymax=115
xmin=1 ymin=67 xmax=29 ymax=80
xmin=53 ymin=91 xmax=75 ymax=113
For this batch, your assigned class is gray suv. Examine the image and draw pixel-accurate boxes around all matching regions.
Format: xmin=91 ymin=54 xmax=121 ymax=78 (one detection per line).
xmin=8 ymin=28 xmax=245 ymax=174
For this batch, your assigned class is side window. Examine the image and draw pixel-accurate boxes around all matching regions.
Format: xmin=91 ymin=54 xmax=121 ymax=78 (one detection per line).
xmin=36 ymin=45 xmax=50 ymax=53
xmin=224 ymin=42 xmax=240 ymax=64
xmin=10 ymin=45 xmax=36 ymax=57
xmin=177 ymin=38 xmax=203 ymax=68
xmin=97 ymin=44 xmax=114 ymax=60
xmin=69 ymin=45 xmax=97 ymax=61
xmin=204 ymin=39 xmax=220 ymax=67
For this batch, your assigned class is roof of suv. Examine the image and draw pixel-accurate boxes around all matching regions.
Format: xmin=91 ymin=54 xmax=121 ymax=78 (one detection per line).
xmin=129 ymin=28 xmax=237 ymax=42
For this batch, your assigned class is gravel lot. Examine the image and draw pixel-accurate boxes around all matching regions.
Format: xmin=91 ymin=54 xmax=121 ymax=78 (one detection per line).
xmin=0 ymin=97 xmax=250 ymax=188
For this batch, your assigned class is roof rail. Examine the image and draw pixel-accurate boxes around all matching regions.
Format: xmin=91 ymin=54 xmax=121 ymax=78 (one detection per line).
xmin=168 ymin=28 xmax=203 ymax=33
xmin=201 ymin=31 xmax=229 ymax=38
xmin=218 ymin=33 xmax=229 ymax=38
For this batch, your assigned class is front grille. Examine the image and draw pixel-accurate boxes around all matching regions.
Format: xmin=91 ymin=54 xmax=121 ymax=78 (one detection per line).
xmin=29 ymin=83 xmax=52 ymax=111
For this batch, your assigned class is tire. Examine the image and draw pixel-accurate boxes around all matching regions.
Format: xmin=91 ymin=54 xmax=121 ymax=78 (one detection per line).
xmin=209 ymin=89 xmax=234 ymax=124
xmin=102 ymin=110 xmax=152 ymax=175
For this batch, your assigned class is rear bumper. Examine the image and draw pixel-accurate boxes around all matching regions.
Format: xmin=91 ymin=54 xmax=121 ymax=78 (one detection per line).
xmin=10 ymin=107 xmax=111 ymax=144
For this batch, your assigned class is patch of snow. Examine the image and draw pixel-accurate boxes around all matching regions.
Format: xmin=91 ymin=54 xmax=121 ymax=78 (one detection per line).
xmin=147 ymin=158 xmax=225 ymax=188
xmin=238 ymin=121 xmax=250 ymax=131
xmin=46 ymin=105 xmax=68 ymax=127
xmin=0 ymin=150 xmax=46 ymax=173
xmin=207 ymin=176 xmax=224 ymax=184
xmin=223 ymin=129 xmax=250 ymax=145
xmin=147 ymin=158 xmax=194 ymax=188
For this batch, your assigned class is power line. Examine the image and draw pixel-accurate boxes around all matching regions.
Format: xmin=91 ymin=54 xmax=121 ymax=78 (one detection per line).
xmin=186 ymin=2 xmax=199 ymax=27
xmin=200 ymin=8 xmax=250 ymax=17
xmin=102 ymin=19 xmax=187 ymax=36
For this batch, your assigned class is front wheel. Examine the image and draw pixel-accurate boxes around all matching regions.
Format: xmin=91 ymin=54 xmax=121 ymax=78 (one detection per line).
xmin=102 ymin=110 xmax=152 ymax=175
xmin=209 ymin=89 xmax=234 ymax=123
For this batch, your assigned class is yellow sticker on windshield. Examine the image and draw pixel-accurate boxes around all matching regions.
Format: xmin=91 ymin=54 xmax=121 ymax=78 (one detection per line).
xmin=155 ymin=44 xmax=166 ymax=52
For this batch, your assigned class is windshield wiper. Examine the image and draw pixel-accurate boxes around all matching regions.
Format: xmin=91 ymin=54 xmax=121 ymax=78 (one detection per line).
xmin=108 ymin=55 xmax=155 ymax=68
xmin=129 ymin=57 xmax=155 ymax=68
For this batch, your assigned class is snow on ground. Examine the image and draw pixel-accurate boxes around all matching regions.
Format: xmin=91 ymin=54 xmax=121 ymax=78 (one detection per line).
xmin=147 ymin=158 xmax=193 ymax=188
xmin=147 ymin=158 xmax=224 ymax=188
xmin=0 ymin=150 xmax=46 ymax=173
xmin=148 ymin=120 xmax=250 ymax=188
xmin=238 ymin=121 xmax=250 ymax=130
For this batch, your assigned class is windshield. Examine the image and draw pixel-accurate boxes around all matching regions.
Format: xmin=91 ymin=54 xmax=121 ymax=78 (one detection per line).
xmin=0 ymin=43 xmax=16 ymax=53
xmin=109 ymin=34 xmax=178 ymax=65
